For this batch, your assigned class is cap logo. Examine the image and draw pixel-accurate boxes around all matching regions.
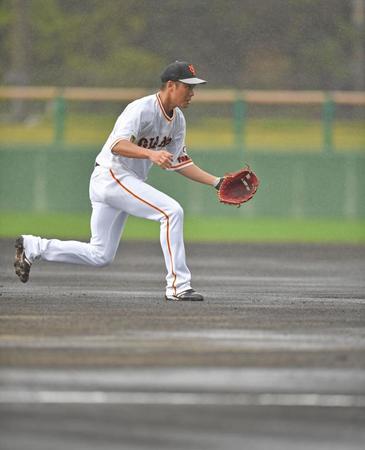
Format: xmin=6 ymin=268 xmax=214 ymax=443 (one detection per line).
xmin=188 ymin=64 xmax=196 ymax=76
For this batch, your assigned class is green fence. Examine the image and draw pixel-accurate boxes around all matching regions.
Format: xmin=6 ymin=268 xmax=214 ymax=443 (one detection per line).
xmin=46 ymin=91 xmax=359 ymax=154
xmin=1 ymin=89 xmax=364 ymax=219
xmin=1 ymin=146 xmax=364 ymax=218
xmin=1 ymin=87 xmax=364 ymax=154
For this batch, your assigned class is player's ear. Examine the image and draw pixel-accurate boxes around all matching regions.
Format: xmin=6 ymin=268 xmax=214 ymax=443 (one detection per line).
xmin=166 ymin=80 xmax=179 ymax=91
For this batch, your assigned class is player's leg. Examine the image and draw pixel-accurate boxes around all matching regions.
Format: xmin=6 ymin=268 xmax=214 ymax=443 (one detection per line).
xmin=107 ymin=169 xmax=195 ymax=298
xmin=16 ymin=204 xmax=127 ymax=274
xmin=89 ymin=202 xmax=129 ymax=265
xmin=14 ymin=164 xmax=128 ymax=280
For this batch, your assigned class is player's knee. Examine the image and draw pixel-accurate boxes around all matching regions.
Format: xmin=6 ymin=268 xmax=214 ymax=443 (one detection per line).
xmin=92 ymin=249 xmax=114 ymax=267
xmin=93 ymin=256 xmax=111 ymax=268
xmin=169 ymin=202 xmax=184 ymax=221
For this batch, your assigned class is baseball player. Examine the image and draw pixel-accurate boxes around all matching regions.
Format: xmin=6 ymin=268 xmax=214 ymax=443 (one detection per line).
xmin=14 ymin=61 xmax=222 ymax=301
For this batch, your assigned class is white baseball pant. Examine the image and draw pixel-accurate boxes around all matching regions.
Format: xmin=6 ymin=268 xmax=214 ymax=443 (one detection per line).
xmin=23 ymin=166 xmax=192 ymax=296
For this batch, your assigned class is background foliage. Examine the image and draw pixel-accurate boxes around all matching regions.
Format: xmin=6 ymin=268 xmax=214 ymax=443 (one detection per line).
xmin=0 ymin=0 xmax=364 ymax=89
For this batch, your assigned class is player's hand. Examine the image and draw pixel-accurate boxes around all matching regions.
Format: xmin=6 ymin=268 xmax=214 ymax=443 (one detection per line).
xmin=149 ymin=150 xmax=173 ymax=169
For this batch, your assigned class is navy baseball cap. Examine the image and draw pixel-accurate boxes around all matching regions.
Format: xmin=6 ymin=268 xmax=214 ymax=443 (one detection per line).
xmin=160 ymin=61 xmax=206 ymax=85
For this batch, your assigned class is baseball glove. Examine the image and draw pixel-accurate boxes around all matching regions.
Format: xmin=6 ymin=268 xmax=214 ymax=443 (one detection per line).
xmin=216 ymin=165 xmax=260 ymax=207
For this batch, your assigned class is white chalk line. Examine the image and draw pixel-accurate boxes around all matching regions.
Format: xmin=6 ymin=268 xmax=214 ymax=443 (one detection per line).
xmin=0 ymin=390 xmax=364 ymax=407
xmin=1 ymin=329 xmax=364 ymax=351
xmin=2 ymin=368 xmax=364 ymax=394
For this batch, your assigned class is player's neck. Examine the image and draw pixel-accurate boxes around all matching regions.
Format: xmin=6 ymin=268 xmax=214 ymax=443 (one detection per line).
xmin=158 ymin=91 xmax=175 ymax=117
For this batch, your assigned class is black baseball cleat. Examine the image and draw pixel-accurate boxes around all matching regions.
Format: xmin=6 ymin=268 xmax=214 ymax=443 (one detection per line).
xmin=14 ymin=236 xmax=32 ymax=283
xmin=165 ymin=289 xmax=204 ymax=302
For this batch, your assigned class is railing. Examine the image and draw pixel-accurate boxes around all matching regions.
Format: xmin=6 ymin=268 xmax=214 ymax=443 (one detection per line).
xmin=1 ymin=86 xmax=364 ymax=152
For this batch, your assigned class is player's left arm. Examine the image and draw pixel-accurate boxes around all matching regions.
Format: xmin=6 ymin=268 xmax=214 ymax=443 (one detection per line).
xmin=177 ymin=163 xmax=220 ymax=187
xmin=171 ymin=114 xmax=220 ymax=187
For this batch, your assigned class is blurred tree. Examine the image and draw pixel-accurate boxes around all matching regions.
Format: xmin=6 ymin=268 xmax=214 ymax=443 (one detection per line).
xmin=351 ymin=0 xmax=365 ymax=89
xmin=0 ymin=0 xmax=362 ymax=90
xmin=137 ymin=0 xmax=359 ymax=89
xmin=26 ymin=0 xmax=163 ymax=86
xmin=0 ymin=1 xmax=12 ymax=84
xmin=2 ymin=0 xmax=30 ymax=119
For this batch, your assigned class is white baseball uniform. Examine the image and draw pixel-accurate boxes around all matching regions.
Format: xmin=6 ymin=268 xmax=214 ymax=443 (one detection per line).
xmin=23 ymin=93 xmax=195 ymax=297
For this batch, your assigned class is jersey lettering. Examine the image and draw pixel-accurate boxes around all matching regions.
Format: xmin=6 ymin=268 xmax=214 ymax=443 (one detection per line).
xmin=177 ymin=154 xmax=191 ymax=164
xmin=159 ymin=136 xmax=172 ymax=147
xmin=137 ymin=135 xmax=172 ymax=149
xmin=138 ymin=137 xmax=149 ymax=148
xmin=148 ymin=136 xmax=160 ymax=149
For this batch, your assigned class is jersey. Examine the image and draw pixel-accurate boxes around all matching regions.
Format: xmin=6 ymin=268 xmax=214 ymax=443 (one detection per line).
xmin=95 ymin=93 xmax=194 ymax=180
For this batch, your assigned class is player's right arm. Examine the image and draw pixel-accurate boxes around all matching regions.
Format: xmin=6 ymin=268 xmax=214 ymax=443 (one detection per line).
xmin=111 ymin=140 xmax=173 ymax=169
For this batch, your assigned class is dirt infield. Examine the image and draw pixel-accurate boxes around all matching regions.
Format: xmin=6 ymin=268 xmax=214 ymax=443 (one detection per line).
xmin=1 ymin=239 xmax=365 ymax=449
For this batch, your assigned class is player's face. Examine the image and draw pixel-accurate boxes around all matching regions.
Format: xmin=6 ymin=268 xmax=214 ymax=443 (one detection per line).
xmin=173 ymin=82 xmax=195 ymax=108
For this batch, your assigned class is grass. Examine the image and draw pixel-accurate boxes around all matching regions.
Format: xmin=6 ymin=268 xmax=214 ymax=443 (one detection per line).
xmin=1 ymin=212 xmax=364 ymax=244
xmin=0 ymin=115 xmax=364 ymax=152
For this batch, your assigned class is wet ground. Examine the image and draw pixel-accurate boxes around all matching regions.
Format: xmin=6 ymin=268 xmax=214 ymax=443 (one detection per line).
xmin=0 ymin=239 xmax=364 ymax=449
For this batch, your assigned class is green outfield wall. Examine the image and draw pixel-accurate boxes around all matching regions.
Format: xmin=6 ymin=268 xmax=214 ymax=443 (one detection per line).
xmin=0 ymin=146 xmax=364 ymax=218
